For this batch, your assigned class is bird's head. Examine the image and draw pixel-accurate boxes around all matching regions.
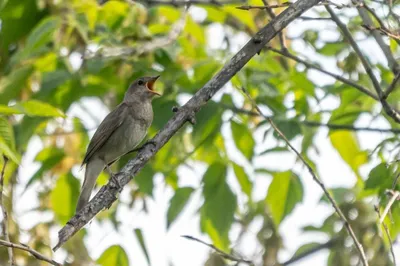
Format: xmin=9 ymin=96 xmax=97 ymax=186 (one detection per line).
xmin=124 ymin=75 xmax=161 ymax=102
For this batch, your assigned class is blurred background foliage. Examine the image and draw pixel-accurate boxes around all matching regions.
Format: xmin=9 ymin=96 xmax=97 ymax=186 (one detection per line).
xmin=0 ymin=0 xmax=399 ymax=265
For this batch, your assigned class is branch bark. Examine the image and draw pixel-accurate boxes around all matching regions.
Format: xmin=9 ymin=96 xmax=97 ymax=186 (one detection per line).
xmin=0 ymin=240 xmax=61 ymax=266
xmin=53 ymin=0 xmax=323 ymax=251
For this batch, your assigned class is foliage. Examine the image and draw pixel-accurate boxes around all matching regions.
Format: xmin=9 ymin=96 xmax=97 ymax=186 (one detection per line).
xmin=0 ymin=0 xmax=399 ymax=265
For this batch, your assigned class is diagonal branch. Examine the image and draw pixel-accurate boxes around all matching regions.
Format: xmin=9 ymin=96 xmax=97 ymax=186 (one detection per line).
xmin=326 ymin=5 xmax=400 ymax=124
xmin=240 ymin=87 xmax=369 ymax=266
xmin=353 ymin=0 xmax=400 ymax=74
xmin=267 ymin=47 xmax=379 ymax=100
xmin=0 ymin=240 xmax=61 ymax=266
xmin=53 ymin=0 xmax=323 ymax=251
xmin=0 ymin=156 xmax=13 ymax=266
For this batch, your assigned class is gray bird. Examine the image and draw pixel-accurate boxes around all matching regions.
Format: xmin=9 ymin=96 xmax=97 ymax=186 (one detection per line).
xmin=76 ymin=76 xmax=161 ymax=212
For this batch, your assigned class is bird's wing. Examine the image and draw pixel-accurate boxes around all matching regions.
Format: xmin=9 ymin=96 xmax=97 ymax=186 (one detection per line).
xmin=82 ymin=103 xmax=129 ymax=165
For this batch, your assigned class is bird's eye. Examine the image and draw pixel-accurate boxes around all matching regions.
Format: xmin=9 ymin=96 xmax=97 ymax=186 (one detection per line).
xmin=138 ymin=80 xmax=144 ymax=85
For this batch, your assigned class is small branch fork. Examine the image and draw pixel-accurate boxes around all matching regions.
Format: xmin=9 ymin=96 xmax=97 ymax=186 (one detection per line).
xmin=53 ymin=0 xmax=324 ymax=252
xmin=239 ymin=87 xmax=369 ymax=266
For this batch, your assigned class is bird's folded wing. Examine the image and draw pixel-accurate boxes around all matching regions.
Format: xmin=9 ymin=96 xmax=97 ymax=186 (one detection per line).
xmin=82 ymin=103 xmax=128 ymax=165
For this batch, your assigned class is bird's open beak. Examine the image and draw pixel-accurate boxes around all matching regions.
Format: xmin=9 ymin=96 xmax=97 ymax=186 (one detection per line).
xmin=146 ymin=75 xmax=161 ymax=96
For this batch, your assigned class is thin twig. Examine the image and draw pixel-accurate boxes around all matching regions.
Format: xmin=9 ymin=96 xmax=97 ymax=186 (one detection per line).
xmin=181 ymin=235 xmax=253 ymax=264
xmin=326 ymin=5 xmax=400 ymax=124
xmin=0 ymin=156 xmax=13 ymax=266
xmin=236 ymin=2 xmax=291 ymax=10
xmin=354 ymin=0 xmax=400 ymax=73
xmin=140 ymin=0 xmax=245 ymax=6
xmin=375 ymin=205 xmax=396 ymax=266
xmin=236 ymin=0 xmax=368 ymax=10
xmin=240 ymin=87 xmax=369 ymax=266
xmin=267 ymin=47 xmax=379 ymax=100
xmin=383 ymin=72 xmax=400 ymax=99
xmin=282 ymin=237 xmax=339 ymax=265
xmin=0 ymin=239 xmax=62 ymax=266
xmin=380 ymin=190 xmax=400 ymax=224
xmin=222 ymin=104 xmax=400 ymax=133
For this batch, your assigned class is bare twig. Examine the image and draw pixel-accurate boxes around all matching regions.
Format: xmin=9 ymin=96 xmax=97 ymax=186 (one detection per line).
xmin=375 ymin=205 xmax=396 ymax=266
xmin=84 ymin=9 xmax=187 ymax=59
xmin=326 ymin=5 xmax=400 ymax=124
xmin=353 ymin=0 xmax=400 ymax=73
xmin=139 ymin=0 xmax=245 ymax=6
xmin=383 ymin=72 xmax=400 ymax=99
xmin=240 ymin=87 xmax=369 ymax=266
xmin=182 ymin=235 xmax=253 ymax=264
xmin=236 ymin=2 xmax=291 ymax=10
xmin=282 ymin=237 xmax=339 ymax=265
xmin=267 ymin=47 xmax=379 ymax=100
xmin=237 ymin=0 xmax=368 ymax=10
xmin=0 ymin=239 xmax=62 ymax=266
xmin=222 ymin=104 xmax=400 ymax=133
xmin=53 ymin=0 xmax=323 ymax=251
xmin=0 ymin=156 xmax=13 ymax=266
xmin=380 ymin=190 xmax=400 ymax=224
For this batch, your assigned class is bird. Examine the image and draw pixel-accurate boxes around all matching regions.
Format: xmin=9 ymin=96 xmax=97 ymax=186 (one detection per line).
xmin=75 ymin=75 xmax=161 ymax=212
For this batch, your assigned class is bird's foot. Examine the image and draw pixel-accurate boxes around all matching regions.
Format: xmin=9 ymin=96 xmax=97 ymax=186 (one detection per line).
xmin=132 ymin=140 xmax=157 ymax=153
xmin=105 ymin=165 xmax=122 ymax=189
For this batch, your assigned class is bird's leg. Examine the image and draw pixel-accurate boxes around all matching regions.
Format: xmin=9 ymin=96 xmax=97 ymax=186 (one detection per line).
xmin=105 ymin=164 xmax=122 ymax=189
xmin=127 ymin=139 xmax=157 ymax=154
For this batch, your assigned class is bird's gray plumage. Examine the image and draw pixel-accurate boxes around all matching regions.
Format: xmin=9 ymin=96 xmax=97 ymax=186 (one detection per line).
xmin=76 ymin=76 xmax=160 ymax=212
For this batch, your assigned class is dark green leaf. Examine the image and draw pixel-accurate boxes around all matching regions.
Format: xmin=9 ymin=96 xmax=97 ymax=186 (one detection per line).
xmin=167 ymin=187 xmax=194 ymax=228
xmin=232 ymin=162 xmax=252 ymax=198
xmin=231 ymin=120 xmax=255 ymax=160
xmin=273 ymin=120 xmax=301 ymax=141
xmin=135 ymin=165 xmax=155 ymax=196
xmin=365 ymin=163 xmax=391 ymax=190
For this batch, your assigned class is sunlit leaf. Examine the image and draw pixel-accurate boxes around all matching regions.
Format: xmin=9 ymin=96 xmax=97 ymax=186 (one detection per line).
xmin=266 ymin=171 xmax=303 ymax=225
xmin=0 ymin=65 xmax=34 ymax=104
xmin=97 ymin=245 xmax=129 ymax=266
xmin=232 ymin=162 xmax=252 ymax=198
xmin=50 ymin=172 xmax=80 ymax=224
xmin=231 ymin=120 xmax=255 ymax=160
xmin=0 ymin=117 xmax=19 ymax=164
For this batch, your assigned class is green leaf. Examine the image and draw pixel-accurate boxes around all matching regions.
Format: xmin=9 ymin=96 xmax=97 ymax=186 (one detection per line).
xmin=266 ymin=171 xmax=303 ymax=225
xmin=200 ymin=210 xmax=230 ymax=252
xmin=232 ymin=163 xmax=252 ymax=198
xmin=134 ymin=229 xmax=151 ymax=266
xmin=167 ymin=187 xmax=194 ymax=229
xmin=201 ymin=163 xmax=236 ymax=237
xmin=50 ymin=172 xmax=80 ymax=224
xmin=25 ymin=148 xmax=65 ymax=191
xmin=24 ymin=16 xmax=60 ymax=56
xmin=0 ymin=65 xmax=34 ymax=104
xmin=0 ymin=117 xmax=19 ymax=164
xmin=135 ymin=165 xmax=154 ymax=196
xmin=365 ymin=163 xmax=391 ymax=190
xmin=97 ymin=245 xmax=129 ymax=266
xmin=231 ymin=120 xmax=255 ymax=160
xmin=320 ymin=187 xmax=353 ymax=205
xmin=329 ymin=131 xmax=367 ymax=176
xmin=15 ymin=100 xmax=65 ymax=117
xmin=0 ymin=105 xmax=23 ymax=115
xmin=273 ymin=120 xmax=302 ymax=141
xmin=318 ymin=42 xmax=347 ymax=56
xmin=192 ymin=102 xmax=221 ymax=145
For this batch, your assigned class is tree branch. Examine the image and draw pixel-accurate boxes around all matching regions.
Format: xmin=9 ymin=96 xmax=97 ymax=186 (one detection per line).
xmin=222 ymin=104 xmax=400 ymax=133
xmin=267 ymin=47 xmax=379 ymax=100
xmin=182 ymin=235 xmax=253 ymax=265
xmin=0 ymin=240 xmax=61 ymax=266
xmin=375 ymin=205 xmax=396 ymax=266
xmin=383 ymin=72 xmax=400 ymax=100
xmin=0 ymin=156 xmax=13 ymax=266
xmin=53 ymin=0 xmax=324 ymax=252
xmin=354 ymin=0 xmax=400 ymax=74
xmin=326 ymin=5 xmax=400 ymax=124
xmin=240 ymin=87 xmax=369 ymax=266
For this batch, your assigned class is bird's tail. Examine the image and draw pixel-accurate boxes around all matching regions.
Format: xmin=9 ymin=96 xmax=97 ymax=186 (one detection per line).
xmin=76 ymin=158 xmax=104 ymax=213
